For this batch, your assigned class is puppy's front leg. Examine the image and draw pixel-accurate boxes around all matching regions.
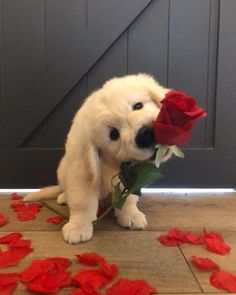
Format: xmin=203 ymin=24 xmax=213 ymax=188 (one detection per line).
xmin=62 ymin=163 xmax=99 ymax=244
xmin=115 ymin=194 xmax=147 ymax=230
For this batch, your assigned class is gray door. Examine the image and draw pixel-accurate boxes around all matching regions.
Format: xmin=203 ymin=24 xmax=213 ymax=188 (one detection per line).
xmin=0 ymin=0 xmax=235 ymax=188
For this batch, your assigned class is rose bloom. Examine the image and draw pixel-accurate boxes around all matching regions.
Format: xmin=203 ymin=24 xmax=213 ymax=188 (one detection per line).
xmin=153 ymin=90 xmax=206 ymax=145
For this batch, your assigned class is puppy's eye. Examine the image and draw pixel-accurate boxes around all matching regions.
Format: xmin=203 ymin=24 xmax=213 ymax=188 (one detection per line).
xmin=133 ymin=102 xmax=143 ymax=110
xmin=109 ymin=128 xmax=120 ymax=141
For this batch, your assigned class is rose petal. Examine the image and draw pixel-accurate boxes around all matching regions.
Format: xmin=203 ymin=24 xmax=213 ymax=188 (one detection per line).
xmin=11 ymin=193 xmax=21 ymax=200
xmin=0 ymin=233 xmax=22 ymax=244
xmin=191 ymin=256 xmax=220 ymax=271
xmin=210 ymin=270 xmax=236 ymax=292
xmin=205 ymin=238 xmax=231 ymax=255
xmin=100 ymin=260 xmax=118 ymax=279
xmin=17 ymin=211 xmax=36 ymax=221
xmin=158 ymin=235 xmax=181 ymax=247
xmin=106 ymin=278 xmax=157 ymax=295
xmin=184 ymin=232 xmax=205 ymax=244
xmin=47 ymin=216 xmax=65 ymax=224
xmin=0 ymin=247 xmax=33 ymax=269
xmin=73 ymin=269 xmax=109 ymax=293
xmin=70 ymin=289 xmax=102 ymax=295
xmin=76 ymin=252 xmax=103 ymax=266
xmin=204 ymin=229 xmax=224 ymax=242
xmin=0 ymin=213 xmax=8 ymax=227
xmin=0 ymin=272 xmax=19 ymax=295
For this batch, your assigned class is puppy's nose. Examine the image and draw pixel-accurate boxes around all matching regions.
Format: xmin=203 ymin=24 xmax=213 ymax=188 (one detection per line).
xmin=135 ymin=126 xmax=155 ymax=149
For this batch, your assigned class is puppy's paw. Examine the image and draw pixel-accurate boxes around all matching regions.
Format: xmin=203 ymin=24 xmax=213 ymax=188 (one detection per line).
xmin=57 ymin=193 xmax=67 ymax=205
xmin=116 ymin=210 xmax=147 ymax=230
xmin=62 ymin=222 xmax=93 ymax=244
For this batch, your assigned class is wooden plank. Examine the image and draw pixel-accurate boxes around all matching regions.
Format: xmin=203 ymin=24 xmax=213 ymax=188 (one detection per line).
xmin=0 ymin=231 xmax=200 ymax=294
xmin=45 ymin=0 xmax=86 ymax=68
xmin=0 ymin=195 xmax=66 ymax=232
xmin=42 ymin=192 xmax=236 ymax=232
xmin=0 ymin=0 xmax=151 ymax=148
xmin=128 ymin=0 xmax=169 ymax=86
xmin=180 ymin=231 xmax=236 ymax=292
xmin=88 ymin=31 xmax=128 ymax=92
xmin=21 ymin=77 xmax=87 ymax=147
xmin=168 ymin=0 xmax=211 ymax=147
xmin=1 ymin=0 xmax=45 ymax=121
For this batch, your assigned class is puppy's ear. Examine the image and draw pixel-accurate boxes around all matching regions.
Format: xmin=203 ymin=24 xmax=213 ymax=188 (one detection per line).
xmin=138 ymin=73 xmax=170 ymax=107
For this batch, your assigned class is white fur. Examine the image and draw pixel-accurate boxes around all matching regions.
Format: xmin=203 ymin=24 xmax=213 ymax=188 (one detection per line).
xmin=24 ymin=74 xmax=170 ymax=244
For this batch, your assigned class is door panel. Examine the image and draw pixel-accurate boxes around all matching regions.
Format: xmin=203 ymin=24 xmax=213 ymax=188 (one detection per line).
xmin=0 ymin=0 xmax=235 ymax=188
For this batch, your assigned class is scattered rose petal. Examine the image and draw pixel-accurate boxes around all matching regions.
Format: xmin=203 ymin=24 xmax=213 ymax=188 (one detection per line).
xmin=21 ymin=257 xmax=71 ymax=294
xmin=11 ymin=201 xmax=42 ymax=222
xmin=0 ymin=233 xmax=22 ymax=244
xmin=158 ymin=235 xmax=181 ymax=247
xmin=73 ymin=269 xmax=108 ymax=293
xmin=205 ymin=238 xmax=231 ymax=255
xmin=184 ymin=232 xmax=205 ymax=244
xmin=0 ymin=247 xmax=33 ymax=269
xmin=204 ymin=229 xmax=224 ymax=242
xmin=100 ymin=260 xmax=118 ymax=279
xmin=0 ymin=213 xmax=8 ymax=227
xmin=76 ymin=252 xmax=103 ymax=266
xmin=47 ymin=216 xmax=65 ymax=224
xmin=11 ymin=193 xmax=21 ymax=200
xmin=168 ymin=227 xmax=186 ymax=242
xmin=106 ymin=278 xmax=157 ymax=295
xmin=210 ymin=270 xmax=236 ymax=292
xmin=191 ymin=256 xmax=220 ymax=271
xmin=71 ymin=289 xmax=102 ymax=295
xmin=0 ymin=272 xmax=19 ymax=295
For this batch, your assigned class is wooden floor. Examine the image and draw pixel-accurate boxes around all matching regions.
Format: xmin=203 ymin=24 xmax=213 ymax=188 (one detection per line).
xmin=1 ymin=192 xmax=236 ymax=294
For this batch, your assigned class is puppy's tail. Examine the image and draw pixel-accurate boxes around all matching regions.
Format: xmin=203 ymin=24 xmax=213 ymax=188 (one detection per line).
xmin=23 ymin=185 xmax=62 ymax=202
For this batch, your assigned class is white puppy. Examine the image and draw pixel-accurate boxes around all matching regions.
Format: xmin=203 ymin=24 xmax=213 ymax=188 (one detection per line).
xmin=24 ymin=74 xmax=170 ymax=244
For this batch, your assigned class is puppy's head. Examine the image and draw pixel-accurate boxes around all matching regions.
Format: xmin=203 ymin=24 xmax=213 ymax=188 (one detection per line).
xmin=84 ymin=74 xmax=170 ymax=166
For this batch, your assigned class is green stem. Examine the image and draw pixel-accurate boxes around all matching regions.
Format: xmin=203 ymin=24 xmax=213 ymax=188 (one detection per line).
xmin=93 ymin=204 xmax=115 ymax=226
xmin=41 ymin=201 xmax=69 ymax=219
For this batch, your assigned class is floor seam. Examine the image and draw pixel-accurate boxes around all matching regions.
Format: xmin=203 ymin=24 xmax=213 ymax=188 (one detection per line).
xmin=178 ymin=245 xmax=204 ymax=293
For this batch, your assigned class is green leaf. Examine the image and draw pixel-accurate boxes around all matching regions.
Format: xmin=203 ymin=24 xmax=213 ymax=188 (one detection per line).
xmin=154 ymin=145 xmax=169 ymax=168
xmin=119 ymin=162 xmax=162 ymax=195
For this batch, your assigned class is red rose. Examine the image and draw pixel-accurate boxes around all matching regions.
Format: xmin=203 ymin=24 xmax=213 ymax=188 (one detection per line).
xmin=153 ymin=90 xmax=206 ymax=145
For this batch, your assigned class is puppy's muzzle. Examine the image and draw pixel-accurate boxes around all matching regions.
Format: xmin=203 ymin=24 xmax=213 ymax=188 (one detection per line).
xmin=135 ymin=126 xmax=155 ymax=149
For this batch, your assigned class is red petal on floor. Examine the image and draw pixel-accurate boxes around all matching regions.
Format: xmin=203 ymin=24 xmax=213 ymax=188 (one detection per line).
xmin=184 ymin=232 xmax=205 ymax=244
xmin=9 ymin=239 xmax=32 ymax=249
xmin=70 ymin=289 xmax=102 ymax=295
xmin=11 ymin=201 xmax=42 ymax=222
xmin=168 ymin=227 xmax=186 ymax=242
xmin=21 ymin=260 xmax=54 ymax=283
xmin=191 ymin=256 xmax=220 ymax=271
xmin=26 ymin=273 xmax=60 ymax=294
xmin=205 ymin=238 xmax=231 ymax=255
xmin=210 ymin=270 xmax=236 ymax=292
xmin=0 ymin=247 xmax=33 ymax=269
xmin=47 ymin=257 xmax=71 ymax=272
xmin=11 ymin=200 xmax=25 ymax=211
xmin=17 ymin=211 xmax=36 ymax=221
xmin=73 ymin=269 xmax=109 ymax=293
xmin=204 ymin=229 xmax=224 ymax=242
xmin=76 ymin=252 xmax=103 ymax=266
xmin=0 ymin=213 xmax=8 ymax=227
xmin=0 ymin=233 xmax=22 ymax=244
xmin=0 ymin=272 xmax=19 ymax=295
xmin=11 ymin=193 xmax=21 ymax=200
xmin=106 ymin=278 xmax=157 ymax=295
xmin=100 ymin=260 xmax=118 ymax=279
xmin=46 ymin=216 xmax=65 ymax=224
xmin=158 ymin=235 xmax=181 ymax=247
